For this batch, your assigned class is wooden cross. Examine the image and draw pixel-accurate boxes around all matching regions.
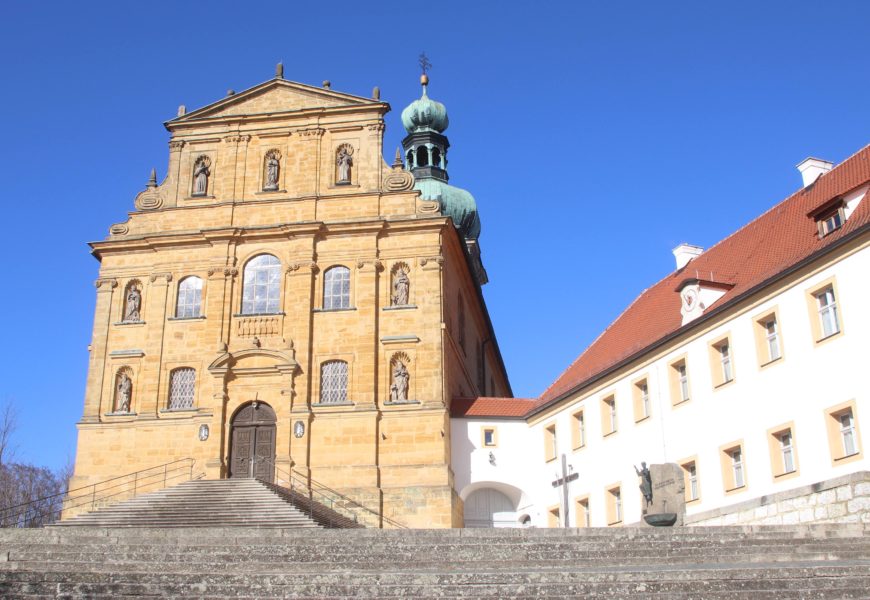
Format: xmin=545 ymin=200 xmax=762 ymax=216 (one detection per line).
xmin=551 ymin=454 xmax=578 ymax=527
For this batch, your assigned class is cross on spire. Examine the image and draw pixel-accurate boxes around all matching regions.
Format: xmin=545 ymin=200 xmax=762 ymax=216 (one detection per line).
xmin=418 ymin=52 xmax=432 ymax=75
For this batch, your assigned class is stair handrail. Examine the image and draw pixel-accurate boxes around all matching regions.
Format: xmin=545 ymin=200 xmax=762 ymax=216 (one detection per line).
xmin=252 ymin=456 xmax=407 ymax=529
xmin=0 ymin=457 xmax=201 ymax=528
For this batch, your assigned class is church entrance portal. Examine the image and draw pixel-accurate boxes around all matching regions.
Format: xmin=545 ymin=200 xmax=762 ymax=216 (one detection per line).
xmin=228 ymin=402 xmax=276 ymax=482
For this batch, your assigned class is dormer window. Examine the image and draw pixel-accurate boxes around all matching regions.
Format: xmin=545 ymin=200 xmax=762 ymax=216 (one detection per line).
xmin=817 ymin=206 xmax=844 ymax=237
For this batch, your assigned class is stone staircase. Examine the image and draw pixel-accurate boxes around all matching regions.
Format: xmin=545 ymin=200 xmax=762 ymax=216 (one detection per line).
xmin=1 ymin=523 xmax=869 ymax=598
xmin=52 ymin=478 xmax=324 ymax=529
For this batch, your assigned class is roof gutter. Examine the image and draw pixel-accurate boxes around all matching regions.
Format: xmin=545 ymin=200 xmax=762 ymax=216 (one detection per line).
xmin=527 ymin=221 xmax=870 ymax=419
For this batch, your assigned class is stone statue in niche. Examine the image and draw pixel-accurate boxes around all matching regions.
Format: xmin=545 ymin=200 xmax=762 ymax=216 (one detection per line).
xmin=392 ymin=268 xmax=410 ymax=306
xmin=389 ymin=361 xmax=409 ymax=402
xmin=124 ymin=287 xmax=141 ymax=321
xmin=116 ymin=373 xmax=132 ymax=413
xmin=264 ymin=152 xmax=280 ymax=191
xmin=193 ymin=158 xmax=210 ymax=195
xmin=635 ymin=462 xmax=653 ymax=509
xmin=336 ymin=146 xmax=353 ymax=184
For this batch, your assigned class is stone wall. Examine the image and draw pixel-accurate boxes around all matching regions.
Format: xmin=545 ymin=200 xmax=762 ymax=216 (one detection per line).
xmin=686 ymin=471 xmax=870 ymax=526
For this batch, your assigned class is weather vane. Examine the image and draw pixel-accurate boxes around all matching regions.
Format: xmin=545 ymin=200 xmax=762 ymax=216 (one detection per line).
xmin=419 ymin=52 xmax=432 ymax=75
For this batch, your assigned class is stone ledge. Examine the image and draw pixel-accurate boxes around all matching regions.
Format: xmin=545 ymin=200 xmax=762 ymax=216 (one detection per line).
xmin=382 ymin=305 xmax=418 ymax=311
xmin=686 ymin=470 xmax=870 ymax=524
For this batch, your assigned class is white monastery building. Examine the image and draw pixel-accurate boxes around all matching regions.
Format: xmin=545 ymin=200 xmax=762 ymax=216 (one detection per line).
xmin=451 ymin=145 xmax=870 ymax=528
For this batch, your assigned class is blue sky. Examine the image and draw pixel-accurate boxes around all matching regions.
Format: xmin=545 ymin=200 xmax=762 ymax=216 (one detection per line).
xmin=2 ymin=1 xmax=869 ymax=471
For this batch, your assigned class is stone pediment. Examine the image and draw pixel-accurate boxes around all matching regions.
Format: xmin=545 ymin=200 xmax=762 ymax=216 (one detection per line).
xmin=208 ymin=347 xmax=299 ymax=378
xmin=169 ymin=79 xmax=384 ymax=125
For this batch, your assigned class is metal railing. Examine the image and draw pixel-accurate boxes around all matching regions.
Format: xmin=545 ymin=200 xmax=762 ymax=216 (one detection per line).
xmin=0 ymin=458 xmax=201 ymax=528
xmin=252 ymin=456 xmax=406 ymax=529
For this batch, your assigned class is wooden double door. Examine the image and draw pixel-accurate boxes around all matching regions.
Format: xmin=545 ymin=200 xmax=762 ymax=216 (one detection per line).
xmin=228 ymin=402 xmax=276 ymax=482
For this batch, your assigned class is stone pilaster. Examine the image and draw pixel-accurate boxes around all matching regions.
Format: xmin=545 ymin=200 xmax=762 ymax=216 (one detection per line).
xmin=81 ymin=278 xmax=118 ymax=422
xmin=138 ymin=273 xmax=172 ymax=418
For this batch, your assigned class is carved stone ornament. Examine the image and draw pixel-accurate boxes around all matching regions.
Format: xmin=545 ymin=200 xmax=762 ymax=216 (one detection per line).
xmin=286 ymin=261 xmax=319 ymax=273
xmin=336 ymin=145 xmax=353 ymax=184
xmin=168 ymin=140 xmax=185 ymax=151
xmin=124 ymin=286 xmax=142 ymax=321
xmin=293 ymin=420 xmax=305 ymax=438
xmin=384 ymin=167 xmax=414 ymax=192
xmin=392 ymin=267 xmax=410 ymax=306
xmin=356 ymin=259 xmax=383 ymax=271
xmin=223 ymin=135 xmax=251 ymax=144
xmin=263 ymin=149 xmax=281 ymax=191
xmin=198 ymin=424 xmax=209 ymax=441
xmin=298 ymin=128 xmax=325 ymax=139
xmin=149 ymin=273 xmax=173 ymax=284
xmin=94 ymin=278 xmax=118 ymax=290
xmin=116 ymin=371 xmax=132 ymax=413
xmin=134 ymin=189 xmax=164 ymax=211
xmin=192 ymin=155 xmax=212 ymax=196
xmin=420 ymin=256 xmax=444 ymax=268
xmin=109 ymin=222 xmax=129 ymax=236
xmin=207 ymin=266 xmax=238 ymax=278
xmin=366 ymin=122 xmax=385 ymax=133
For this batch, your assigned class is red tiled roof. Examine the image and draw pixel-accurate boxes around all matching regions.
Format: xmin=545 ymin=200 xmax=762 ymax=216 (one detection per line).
xmin=451 ymin=397 xmax=535 ymax=418
xmin=536 ymin=144 xmax=870 ymax=409
xmin=455 ymin=144 xmax=870 ymax=420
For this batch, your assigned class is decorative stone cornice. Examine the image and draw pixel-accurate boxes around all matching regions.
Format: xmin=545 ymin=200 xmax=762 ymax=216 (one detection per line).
xmin=366 ymin=122 xmax=385 ymax=134
xmin=356 ymin=259 xmax=384 ymax=271
xmin=223 ymin=134 xmax=251 ymax=144
xmin=168 ymin=140 xmax=185 ymax=151
xmin=149 ymin=272 xmax=173 ymax=284
xmin=207 ymin=266 xmax=239 ymax=278
xmin=420 ymin=256 xmax=444 ymax=269
xmin=94 ymin=278 xmax=118 ymax=290
xmin=297 ymin=128 xmax=325 ymax=139
xmin=287 ymin=261 xmax=319 ymax=274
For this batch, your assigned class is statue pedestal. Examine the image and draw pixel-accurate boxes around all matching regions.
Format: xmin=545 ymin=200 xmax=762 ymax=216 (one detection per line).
xmin=641 ymin=463 xmax=686 ymax=527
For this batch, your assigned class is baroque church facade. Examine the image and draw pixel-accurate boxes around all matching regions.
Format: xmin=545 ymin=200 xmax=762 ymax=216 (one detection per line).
xmin=73 ymin=66 xmax=869 ymax=529
xmin=71 ymin=67 xmax=511 ymax=528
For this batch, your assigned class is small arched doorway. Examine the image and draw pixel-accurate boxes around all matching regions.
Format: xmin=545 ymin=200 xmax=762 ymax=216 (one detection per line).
xmin=228 ymin=402 xmax=276 ymax=482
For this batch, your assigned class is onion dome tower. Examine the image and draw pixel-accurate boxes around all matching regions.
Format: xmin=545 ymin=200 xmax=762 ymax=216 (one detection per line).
xmin=401 ymin=73 xmax=482 ymax=245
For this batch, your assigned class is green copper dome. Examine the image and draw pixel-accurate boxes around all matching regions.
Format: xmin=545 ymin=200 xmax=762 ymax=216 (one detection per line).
xmin=401 ymin=84 xmax=449 ymax=134
xmin=415 ymin=178 xmax=481 ymax=240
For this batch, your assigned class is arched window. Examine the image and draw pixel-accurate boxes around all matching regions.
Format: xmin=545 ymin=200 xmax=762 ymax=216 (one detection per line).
xmin=323 ymin=266 xmax=350 ymax=310
xmin=431 ymin=147 xmax=442 ymax=169
xmin=416 ymin=146 xmax=429 ymax=167
xmin=406 ymin=149 xmax=414 ymax=169
xmin=242 ymin=254 xmax=281 ymax=314
xmin=168 ymin=368 xmax=196 ymax=410
xmin=175 ymin=276 xmax=203 ymax=318
xmin=320 ymin=361 xmax=348 ymax=404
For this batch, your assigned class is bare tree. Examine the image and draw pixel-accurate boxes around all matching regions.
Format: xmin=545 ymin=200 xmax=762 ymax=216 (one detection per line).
xmin=0 ymin=400 xmax=17 ymax=468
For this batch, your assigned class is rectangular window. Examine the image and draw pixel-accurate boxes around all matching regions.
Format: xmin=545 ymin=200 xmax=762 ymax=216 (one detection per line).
xmin=547 ymin=505 xmax=560 ymax=528
xmin=681 ymin=460 xmax=699 ymax=502
xmin=764 ymin=318 xmax=781 ymax=361
xmin=669 ymin=357 xmax=690 ymax=405
xmin=571 ymin=409 xmax=586 ymax=450
xmin=731 ymin=449 xmax=744 ymax=488
xmin=544 ymin=423 xmax=557 ymax=462
xmin=824 ymin=402 xmax=862 ymax=465
xmin=575 ymin=497 xmax=590 ymax=528
xmin=767 ymin=423 xmax=799 ymax=480
xmin=817 ymin=206 xmax=844 ymax=237
xmin=606 ymin=485 xmax=622 ymax=525
xmin=601 ymin=395 xmax=617 ymax=436
xmin=816 ymin=287 xmax=840 ymax=339
xmin=633 ymin=378 xmax=650 ymax=422
xmin=482 ymin=427 xmax=497 ymax=448
xmin=709 ymin=337 xmax=734 ymax=387
xmin=840 ymin=412 xmax=857 ymax=457
xmin=319 ymin=360 xmax=349 ymax=404
xmin=753 ymin=309 xmax=784 ymax=366
xmin=720 ymin=441 xmax=746 ymax=493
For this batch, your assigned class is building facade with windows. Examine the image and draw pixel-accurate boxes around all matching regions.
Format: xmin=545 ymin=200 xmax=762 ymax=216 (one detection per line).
xmin=452 ymin=148 xmax=869 ymax=528
xmin=71 ymin=70 xmax=512 ymax=527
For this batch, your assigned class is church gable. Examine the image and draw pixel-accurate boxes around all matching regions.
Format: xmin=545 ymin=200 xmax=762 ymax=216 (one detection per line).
xmin=170 ymin=79 xmax=382 ymax=124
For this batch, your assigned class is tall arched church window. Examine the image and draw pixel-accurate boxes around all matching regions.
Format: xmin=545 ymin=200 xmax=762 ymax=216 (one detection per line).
xmin=323 ymin=266 xmax=350 ymax=310
xmin=241 ymin=254 xmax=281 ymax=314
xmin=168 ymin=368 xmax=196 ymax=410
xmin=416 ymin=146 xmax=429 ymax=167
xmin=320 ymin=361 xmax=348 ymax=404
xmin=176 ymin=276 xmax=203 ymax=318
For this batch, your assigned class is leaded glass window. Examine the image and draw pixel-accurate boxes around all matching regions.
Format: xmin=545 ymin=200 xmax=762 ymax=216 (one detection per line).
xmin=323 ymin=266 xmax=350 ymax=310
xmin=168 ymin=368 xmax=196 ymax=410
xmin=176 ymin=276 xmax=203 ymax=318
xmin=320 ymin=361 xmax=348 ymax=404
xmin=242 ymin=254 xmax=281 ymax=315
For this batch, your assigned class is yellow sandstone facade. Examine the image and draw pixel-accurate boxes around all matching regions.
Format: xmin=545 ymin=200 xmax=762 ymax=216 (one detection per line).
xmin=71 ymin=72 xmax=510 ymax=528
